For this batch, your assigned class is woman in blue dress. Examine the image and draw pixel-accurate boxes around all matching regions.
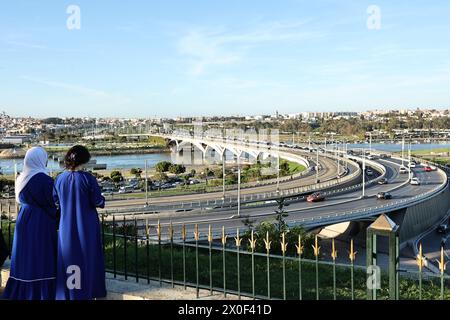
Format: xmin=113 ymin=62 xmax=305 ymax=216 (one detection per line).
xmin=53 ymin=145 xmax=106 ymax=300
xmin=3 ymin=147 xmax=57 ymax=300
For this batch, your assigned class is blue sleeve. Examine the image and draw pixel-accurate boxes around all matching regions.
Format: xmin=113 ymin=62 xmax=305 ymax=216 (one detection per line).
xmin=29 ymin=174 xmax=57 ymax=218
xmin=89 ymin=174 xmax=105 ymax=209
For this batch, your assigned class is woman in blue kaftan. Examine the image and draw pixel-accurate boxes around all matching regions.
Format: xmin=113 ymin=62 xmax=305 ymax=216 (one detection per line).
xmin=2 ymin=147 xmax=57 ymax=300
xmin=53 ymin=145 xmax=106 ymax=300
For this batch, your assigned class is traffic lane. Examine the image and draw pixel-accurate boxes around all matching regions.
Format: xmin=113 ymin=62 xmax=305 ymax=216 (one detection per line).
xmin=108 ymin=159 xmax=408 ymax=227
xmin=421 ymin=227 xmax=450 ymax=274
xmin=143 ymin=167 xmax=443 ymax=233
xmin=104 ymin=156 xmax=341 ymax=208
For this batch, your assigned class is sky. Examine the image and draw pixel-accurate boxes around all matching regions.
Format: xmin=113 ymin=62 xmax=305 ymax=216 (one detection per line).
xmin=1 ymin=0 xmax=450 ymax=118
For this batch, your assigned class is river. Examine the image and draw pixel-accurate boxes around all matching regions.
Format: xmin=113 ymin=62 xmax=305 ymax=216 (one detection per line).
xmin=1 ymin=142 xmax=450 ymax=175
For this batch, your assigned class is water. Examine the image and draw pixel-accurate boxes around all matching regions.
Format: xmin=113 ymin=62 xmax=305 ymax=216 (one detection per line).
xmin=0 ymin=152 xmax=172 ymax=175
xmin=1 ymin=142 xmax=450 ymax=175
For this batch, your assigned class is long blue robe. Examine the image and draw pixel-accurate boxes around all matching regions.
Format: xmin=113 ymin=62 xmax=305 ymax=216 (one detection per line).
xmin=53 ymin=171 xmax=106 ymax=300
xmin=2 ymin=173 xmax=57 ymax=300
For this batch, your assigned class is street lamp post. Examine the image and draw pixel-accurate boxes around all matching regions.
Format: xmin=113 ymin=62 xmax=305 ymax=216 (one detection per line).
xmin=276 ymin=154 xmax=280 ymax=194
xmin=336 ymin=142 xmax=340 ymax=177
xmin=316 ymin=145 xmax=320 ymax=183
xmin=237 ymin=153 xmax=241 ymax=217
xmin=408 ymin=141 xmax=412 ymax=180
xmin=362 ymin=149 xmax=366 ymax=198
xmin=144 ymin=160 xmax=148 ymax=206
xmin=222 ymin=152 xmax=226 ymax=202
xmin=401 ymin=136 xmax=405 ymax=167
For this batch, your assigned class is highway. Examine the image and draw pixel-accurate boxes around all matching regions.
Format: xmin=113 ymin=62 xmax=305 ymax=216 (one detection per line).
xmin=107 ymin=158 xmax=446 ymax=238
xmin=103 ymin=153 xmax=350 ymax=209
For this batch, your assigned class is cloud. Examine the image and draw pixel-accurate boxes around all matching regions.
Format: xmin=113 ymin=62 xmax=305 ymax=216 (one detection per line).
xmin=177 ymin=20 xmax=322 ymax=75
xmin=6 ymin=40 xmax=47 ymax=49
xmin=20 ymin=76 xmax=131 ymax=103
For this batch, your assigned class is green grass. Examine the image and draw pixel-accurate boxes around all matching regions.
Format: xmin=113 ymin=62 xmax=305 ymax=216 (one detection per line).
xmin=284 ymin=160 xmax=306 ymax=175
xmin=100 ymin=230 xmax=450 ymax=300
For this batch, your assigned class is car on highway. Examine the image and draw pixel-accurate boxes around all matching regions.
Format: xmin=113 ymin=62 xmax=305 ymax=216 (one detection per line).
xmin=366 ymin=169 xmax=374 ymax=176
xmin=424 ymin=166 xmax=435 ymax=172
xmin=378 ymin=178 xmax=388 ymax=185
xmin=409 ymin=162 xmax=416 ymax=168
xmin=399 ymin=166 xmax=408 ymax=174
xmin=377 ymin=192 xmax=392 ymax=200
xmin=410 ymin=177 xmax=421 ymax=185
xmin=437 ymin=223 xmax=448 ymax=234
xmin=307 ymin=192 xmax=325 ymax=202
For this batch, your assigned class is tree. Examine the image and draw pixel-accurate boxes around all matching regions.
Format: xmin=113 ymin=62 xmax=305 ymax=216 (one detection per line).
xmin=153 ymin=172 xmax=168 ymax=182
xmin=213 ymin=168 xmax=223 ymax=179
xmin=110 ymin=171 xmax=123 ymax=183
xmin=155 ymin=161 xmax=172 ymax=172
xmin=130 ymin=168 xmax=142 ymax=178
xmin=274 ymin=197 xmax=289 ymax=233
xmin=168 ymin=164 xmax=186 ymax=174
xmin=242 ymin=216 xmax=256 ymax=233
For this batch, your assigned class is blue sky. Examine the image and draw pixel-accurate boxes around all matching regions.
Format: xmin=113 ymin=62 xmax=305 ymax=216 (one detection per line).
xmin=1 ymin=0 xmax=450 ymax=118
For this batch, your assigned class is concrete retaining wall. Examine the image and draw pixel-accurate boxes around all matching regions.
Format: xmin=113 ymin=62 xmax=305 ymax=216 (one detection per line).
xmin=397 ymin=183 xmax=450 ymax=243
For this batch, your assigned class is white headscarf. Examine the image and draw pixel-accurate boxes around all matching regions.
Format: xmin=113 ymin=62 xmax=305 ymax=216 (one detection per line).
xmin=15 ymin=147 xmax=49 ymax=203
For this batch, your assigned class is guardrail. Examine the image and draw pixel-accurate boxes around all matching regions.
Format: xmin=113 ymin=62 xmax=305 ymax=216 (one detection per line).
xmin=101 ymin=148 xmax=364 ymax=215
xmin=296 ymin=162 xmax=449 ymax=229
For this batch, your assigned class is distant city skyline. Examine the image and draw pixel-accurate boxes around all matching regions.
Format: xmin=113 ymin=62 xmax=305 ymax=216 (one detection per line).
xmin=1 ymin=1 xmax=450 ymax=118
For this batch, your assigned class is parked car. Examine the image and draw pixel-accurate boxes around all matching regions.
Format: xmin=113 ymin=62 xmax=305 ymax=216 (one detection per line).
xmin=307 ymin=192 xmax=325 ymax=203
xmin=378 ymin=178 xmax=388 ymax=185
xmin=437 ymin=223 xmax=448 ymax=234
xmin=118 ymin=186 xmax=133 ymax=194
xmin=410 ymin=177 xmax=421 ymax=185
xmin=377 ymin=192 xmax=392 ymax=200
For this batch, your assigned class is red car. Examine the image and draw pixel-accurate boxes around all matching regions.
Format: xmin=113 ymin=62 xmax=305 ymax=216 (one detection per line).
xmin=425 ymin=166 xmax=433 ymax=172
xmin=307 ymin=192 xmax=325 ymax=202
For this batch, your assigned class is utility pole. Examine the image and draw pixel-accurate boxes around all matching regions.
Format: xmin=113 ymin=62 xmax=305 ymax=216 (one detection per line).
xmin=308 ymin=134 xmax=311 ymax=150
xmin=362 ymin=149 xmax=366 ymax=198
xmin=336 ymin=141 xmax=340 ymax=177
xmin=401 ymin=136 xmax=405 ymax=167
xmin=222 ymin=152 xmax=226 ymax=202
xmin=276 ymin=154 xmax=280 ymax=193
xmin=145 ymin=160 xmax=148 ymax=207
xmin=369 ymin=132 xmax=372 ymax=155
xmin=237 ymin=153 xmax=241 ymax=217
xmin=408 ymin=141 xmax=412 ymax=180
xmin=316 ymin=145 xmax=320 ymax=183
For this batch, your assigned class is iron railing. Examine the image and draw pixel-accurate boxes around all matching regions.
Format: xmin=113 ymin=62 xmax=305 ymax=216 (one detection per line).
xmin=3 ymin=213 xmax=450 ymax=300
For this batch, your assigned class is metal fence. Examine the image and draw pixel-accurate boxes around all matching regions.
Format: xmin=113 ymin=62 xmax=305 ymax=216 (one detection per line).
xmin=3 ymin=213 xmax=450 ymax=300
